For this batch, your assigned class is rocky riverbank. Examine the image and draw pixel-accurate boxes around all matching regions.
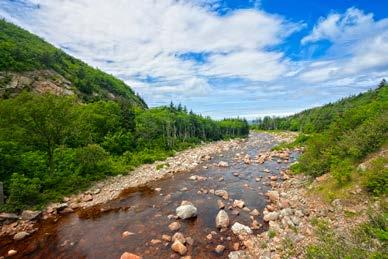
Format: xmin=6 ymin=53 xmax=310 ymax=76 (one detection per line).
xmin=234 ymin=163 xmax=381 ymax=259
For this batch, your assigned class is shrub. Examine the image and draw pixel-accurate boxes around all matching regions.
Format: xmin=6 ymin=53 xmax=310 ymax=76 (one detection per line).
xmin=364 ymin=157 xmax=388 ymax=196
xmin=7 ymin=173 xmax=42 ymax=211
xmin=331 ymin=158 xmax=353 ymax=185
xmin=75 ymin=144 xmax=113 ymax=177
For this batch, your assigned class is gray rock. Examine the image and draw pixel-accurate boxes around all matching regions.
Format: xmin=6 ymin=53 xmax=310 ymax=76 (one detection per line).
xmin=231 ymin=222 xmax=252 ymax=235
xmin=216 ymin=210 xmax=230 ymax=229
xmin=176 ymin=204 xmax=197 ymax=219
xmin=21 ymin=210 xmax=41 ymax=221
xmin=228 ymin=251 xmax=252 ymax=259
xmin=264 ymin=212 xmax=279 ymax=222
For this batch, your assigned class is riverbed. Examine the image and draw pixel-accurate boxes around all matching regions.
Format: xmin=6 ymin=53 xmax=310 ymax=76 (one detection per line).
xmin=0 ymin=132 xmax=299 ymax=258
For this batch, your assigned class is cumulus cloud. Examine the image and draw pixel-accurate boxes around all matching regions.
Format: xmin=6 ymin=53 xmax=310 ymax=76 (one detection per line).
xmin=299 ymin=8 xmax=388 ymax=83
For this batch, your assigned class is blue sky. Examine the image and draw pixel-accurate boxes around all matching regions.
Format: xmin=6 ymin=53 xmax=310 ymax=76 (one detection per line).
xmin=1 ymin=0 xmax=387 ymax=119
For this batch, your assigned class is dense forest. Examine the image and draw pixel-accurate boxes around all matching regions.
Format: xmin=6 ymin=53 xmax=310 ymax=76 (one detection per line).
xmin=0 ymin=19 xmax=146 ymax=107
xmin=0 ymin=20 xmax=249 ymax=211
xmin=253 ymin=81 xmax=388 ymax=193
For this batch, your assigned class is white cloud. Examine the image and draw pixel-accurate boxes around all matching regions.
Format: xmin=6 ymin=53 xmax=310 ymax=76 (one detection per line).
xmin=299 ymin=7 xmax=388 ymax=84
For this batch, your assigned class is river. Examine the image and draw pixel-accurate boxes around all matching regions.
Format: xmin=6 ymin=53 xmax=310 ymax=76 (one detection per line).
xmin=0 ymin=132 xmax=299 ymax=258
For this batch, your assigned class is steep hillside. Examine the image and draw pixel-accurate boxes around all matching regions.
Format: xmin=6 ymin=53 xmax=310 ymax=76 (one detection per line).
xmin=252 ymin=80 xmax=387 ymax=133
xmin=0 ymin=19 xmax=147 ymax=107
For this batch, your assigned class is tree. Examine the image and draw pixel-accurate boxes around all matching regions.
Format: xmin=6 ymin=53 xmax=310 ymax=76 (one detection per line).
xmin=0 ymin=92 xmax=79 ymax=174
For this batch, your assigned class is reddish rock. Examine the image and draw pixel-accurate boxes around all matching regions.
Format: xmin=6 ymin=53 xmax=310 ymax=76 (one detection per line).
xmin=120 ymin=252 xmax=141 ymax=259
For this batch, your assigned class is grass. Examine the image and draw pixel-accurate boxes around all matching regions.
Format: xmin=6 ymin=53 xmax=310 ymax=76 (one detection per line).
xmin=306 ymin=207 xmax=388 ymax=259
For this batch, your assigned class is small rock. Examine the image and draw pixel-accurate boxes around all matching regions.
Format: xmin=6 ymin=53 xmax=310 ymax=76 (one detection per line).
xmin=216 ymin=210 xmax=230 ymax=229
xmin=267 ymin=191 xmax=279 ymax=202
xmin=217 ymin=200 xmax=225 ymax=209
xmin=120 ymin=252 xmax=141 ymax=259
xmin=218 ymin=161 xmax=229 ymax=167
xmin=206 ymin=233 xmax=213 ymax=240
xmin=122 ymin=231 xmax=134 ymax=238
xmin=264 ymin=212 xmax=279 ymax=222
xmin=249 ymin=209 xmax=260 ymax=216
xmin=8 ymin=250 xmax=17 ymax=256
xmin=171 ymin=240 xmax=187 ymax=255
xmin=231 ymin=222 xmax=252 ymax=235
xmin=233 ymin=242 xmax=240 ymax=251
xmin=233 ymin=200 xmax=245 ymax=209
xmin=154 ymin=188 xmax=162 ymax=192
xmin=176 ymin=204 xmax=197 ymax=219
xmin=215 ymin=245 xmax=225 ymax=254
xmin=150 ymin=239 xmax=161 ymax=245
xmin=162 ymin=234 xmax=171 ymax=242
xmin=168 ymin=222 xmax=181 ymax=231
xmin=215 ymin=190 xmax=229 ymax=200
xmin=82 ymin=194 xmax=93 ymax=202
xmin=172 ymin=232 xmax=186 ymax=244
xmin=186 ymin=236 xmax=194 ymax=246
xmin=14 ymin=231 xmax=29 ymax=241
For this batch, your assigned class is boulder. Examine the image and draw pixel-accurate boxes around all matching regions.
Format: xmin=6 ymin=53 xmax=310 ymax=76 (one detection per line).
xmin=21 ymin=210 xmax=41 ymax=221
xmin=0 ymin=212 xmax=19 ymax=222
xmin=162 ymin=234 xmax=171 ymax=242
xmin=176 ymin=204 xmax=197 ymax=219
xmin=216 ymin=210 xmax=230 ymax=229
xmin=231 ymin=222 xmax=252 ymax=235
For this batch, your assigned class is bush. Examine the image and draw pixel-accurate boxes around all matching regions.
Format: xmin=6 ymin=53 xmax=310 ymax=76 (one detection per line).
xmin=364 ymin=157 xmax=388 ymax=196
xmin=331 ymin=158 xmax=353 ymax=185
xmin=6 ymin=173 xmax=42 ymax=211
xmin=75 ymin=144 xmax=113 ymax=177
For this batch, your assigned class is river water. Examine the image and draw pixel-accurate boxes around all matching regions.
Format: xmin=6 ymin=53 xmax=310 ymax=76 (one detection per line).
xmin=0 ymin=133 xmax=299 ymax=258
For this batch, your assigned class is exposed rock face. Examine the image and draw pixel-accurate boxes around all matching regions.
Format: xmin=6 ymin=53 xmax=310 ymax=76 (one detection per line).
xmin=0 ymin=70 xmax=74 ymax=98
xmin=176 ymin=203 xmax=198 ymax=219
xmin=231 ymin=222 xmax=252 ymax=235
xmin=216 ymin=210 xmax=230 ymax=229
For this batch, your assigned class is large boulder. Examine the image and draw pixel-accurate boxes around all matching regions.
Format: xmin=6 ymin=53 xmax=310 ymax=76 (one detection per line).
xmin=216 ymin=210 xmax=230 ymax=229
xmin=176 ymin=203 xmax=197 ymax=219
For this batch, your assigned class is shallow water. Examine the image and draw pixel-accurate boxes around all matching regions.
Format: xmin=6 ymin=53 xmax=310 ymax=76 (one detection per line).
xmin=0 ymin=133 xmax=299 ymax=258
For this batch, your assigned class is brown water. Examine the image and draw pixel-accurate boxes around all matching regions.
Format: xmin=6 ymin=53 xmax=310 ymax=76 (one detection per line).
xmin=0 ymin=133 xmax=299 ymax=258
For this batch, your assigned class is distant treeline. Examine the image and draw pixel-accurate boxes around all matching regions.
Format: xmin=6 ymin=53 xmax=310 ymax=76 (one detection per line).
xmin=0 ymin=92 xmax=248 ymax=211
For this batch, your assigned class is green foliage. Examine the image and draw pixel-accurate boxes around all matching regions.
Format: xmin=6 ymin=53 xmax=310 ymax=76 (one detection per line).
xmin=0 ymin=19 xmax=146 ymax=107
xmin=0 ymin=93 xmax=248 ymax=211
xmin=364 ymin=157 xmax=388 ymax=196
xmin=253 ymin=82 xmax=388 ymax=184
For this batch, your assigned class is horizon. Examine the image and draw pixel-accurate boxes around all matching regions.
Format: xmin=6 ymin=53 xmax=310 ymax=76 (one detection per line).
xmin=1 ymin=0 xmax=387 ymax=119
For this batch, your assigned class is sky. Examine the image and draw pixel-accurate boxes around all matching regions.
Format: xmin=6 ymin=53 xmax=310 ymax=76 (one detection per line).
xmin=1 ymin=0 xmax=387 ymax=119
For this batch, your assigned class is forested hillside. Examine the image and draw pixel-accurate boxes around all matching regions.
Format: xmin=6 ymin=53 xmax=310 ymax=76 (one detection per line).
xmin=0 ymin=20 xmax=249 ymax=212
xmin=0 ymin=19 xmax=146 ymax=107
xmin=253 ymin=81 xmax=388 ymax=192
